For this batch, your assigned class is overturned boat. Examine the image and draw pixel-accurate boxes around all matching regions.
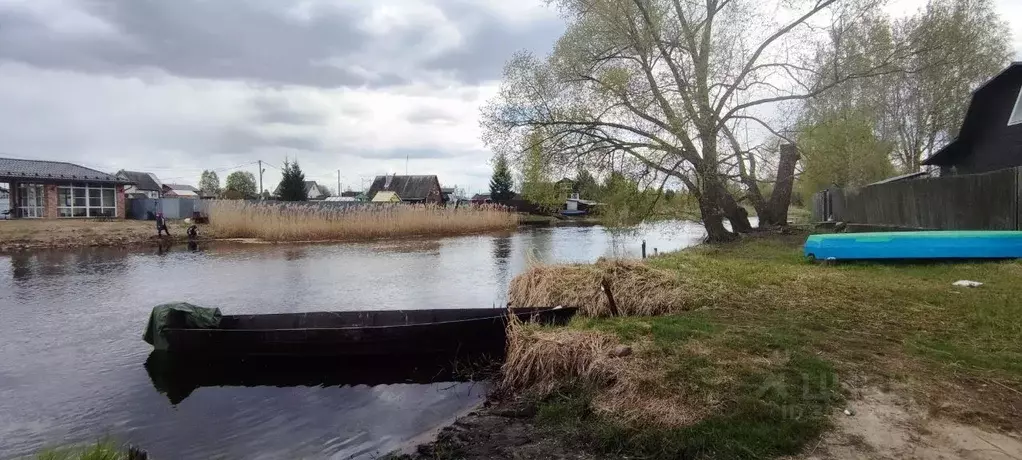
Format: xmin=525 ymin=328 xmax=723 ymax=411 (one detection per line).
xmin=804 ymin=231 xmax=1022 ymax=261
xmin=143 ymin=303 xmax=575 ymax=357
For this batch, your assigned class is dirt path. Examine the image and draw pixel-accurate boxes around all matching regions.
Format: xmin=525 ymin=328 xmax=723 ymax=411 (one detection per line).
xmin=805 ymin=387 xmax=1022 ymax=460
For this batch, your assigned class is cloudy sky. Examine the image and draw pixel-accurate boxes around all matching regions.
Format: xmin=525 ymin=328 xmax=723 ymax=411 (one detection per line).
xmin=0 ymin=0 xmax=1019 ymax=194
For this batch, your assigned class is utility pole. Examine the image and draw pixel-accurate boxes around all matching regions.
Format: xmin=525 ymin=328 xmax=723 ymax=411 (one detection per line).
xmin=257 ymin=160 xmax=264 ymax=200
xmin=337 ymin=169 xmax=341 ymax=195
xmin=405 ymin=154 xmax=409 ymax=175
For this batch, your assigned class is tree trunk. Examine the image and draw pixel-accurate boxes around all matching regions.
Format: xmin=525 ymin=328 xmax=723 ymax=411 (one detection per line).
xmin=759 ymin=143 xmax=800 ymax=227
xmin=698 ymin=195 xmax=737 ymax=242
xmin=697 ymin=177 xmax=739 ymax=243
xmin=718 ymin=189 xmax=753 ymax=233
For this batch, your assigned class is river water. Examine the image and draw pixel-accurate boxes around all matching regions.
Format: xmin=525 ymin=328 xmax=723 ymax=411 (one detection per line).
xmin=0 ymin=221 xmax=708 ymax=459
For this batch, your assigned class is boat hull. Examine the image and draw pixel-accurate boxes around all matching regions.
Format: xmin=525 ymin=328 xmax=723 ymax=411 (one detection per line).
xmin=159 ymin=307 xmax=575 ymax=357
xmin=803 ymin=231 xmax=1022 ymax=261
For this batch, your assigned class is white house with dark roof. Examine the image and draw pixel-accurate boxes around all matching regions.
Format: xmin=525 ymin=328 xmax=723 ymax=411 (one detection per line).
xmin=0 ymin=157 xmax=131 ymax=218
xmin=115 ymin=170 xmax=163 ymax=199
xmin=272 ymin=180 xmax=332 ymax=200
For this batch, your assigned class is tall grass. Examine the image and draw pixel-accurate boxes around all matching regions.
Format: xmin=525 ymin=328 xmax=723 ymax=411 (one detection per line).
xmin=207 ymin=200 xmax=519 ymax=242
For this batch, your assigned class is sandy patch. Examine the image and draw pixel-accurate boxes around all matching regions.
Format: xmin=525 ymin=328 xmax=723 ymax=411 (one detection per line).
xmin=805 ymin=387 xmax=1022 ymax=460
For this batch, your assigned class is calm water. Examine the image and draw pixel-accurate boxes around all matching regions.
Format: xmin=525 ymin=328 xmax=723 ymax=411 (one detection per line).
xmin=0 ymin=221 xmax=708 ymax=459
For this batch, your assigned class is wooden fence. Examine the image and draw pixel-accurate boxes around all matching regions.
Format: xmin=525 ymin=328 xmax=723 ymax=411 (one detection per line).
xmin=811 ymin=167 xmax=1021 ymax=230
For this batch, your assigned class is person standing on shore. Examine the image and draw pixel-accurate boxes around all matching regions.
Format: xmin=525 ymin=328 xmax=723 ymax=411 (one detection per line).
xmin=156 ymin=212 xmax=170 ymax=237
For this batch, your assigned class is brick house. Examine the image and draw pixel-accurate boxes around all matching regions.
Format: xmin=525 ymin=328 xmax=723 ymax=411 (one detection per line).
xmin=0 ymin=158 xmax=132 ymax=218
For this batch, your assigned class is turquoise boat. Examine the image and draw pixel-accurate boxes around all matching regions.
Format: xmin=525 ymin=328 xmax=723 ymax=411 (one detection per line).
xmin=803 ymin=231 xmax=1022 ymax=261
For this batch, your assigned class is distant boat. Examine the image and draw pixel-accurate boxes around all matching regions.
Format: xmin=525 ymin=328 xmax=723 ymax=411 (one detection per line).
xmin=804 ymin=231 xmax=1022 ymax=261
xmin=145 ymin=306 xmax=576 ymax=357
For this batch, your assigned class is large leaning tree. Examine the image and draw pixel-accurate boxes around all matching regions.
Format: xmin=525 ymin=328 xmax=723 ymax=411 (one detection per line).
xmin=482 ymin=0 xmax=910 ymax=241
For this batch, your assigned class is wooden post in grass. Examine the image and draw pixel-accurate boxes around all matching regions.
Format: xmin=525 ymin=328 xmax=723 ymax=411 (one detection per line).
xmin=601 ymin=278 xmax=620 ymax=317
xmin=641 ymin=240 xmax=646 ymax=259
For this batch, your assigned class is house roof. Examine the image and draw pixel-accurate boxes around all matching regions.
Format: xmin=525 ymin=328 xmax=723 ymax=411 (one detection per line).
xmin=471 ymin=193 xmax=491 ymax=201
xmin=923 ymin=62 xmax=1022 ymax=166
xmin=372 ymin=191 xmax=401 ymax=202
xmin=116 ymin=170 xmax=162 ymax=190
xmin=867 ymin=171 xmax=929 ymax=186
xmin=367 ymin=175 xmax=440 ymax=201
xmin=340 ymin=190 xmax=361 ymax=197
xmin=163 ymin=183 xmax=199 ymax=192
xmin=0 ymin=158 xmax=128 ymax=184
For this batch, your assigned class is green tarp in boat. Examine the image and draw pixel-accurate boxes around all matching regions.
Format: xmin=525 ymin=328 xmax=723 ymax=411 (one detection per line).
xmin=143 ymin=302 xmax=222 ymax=351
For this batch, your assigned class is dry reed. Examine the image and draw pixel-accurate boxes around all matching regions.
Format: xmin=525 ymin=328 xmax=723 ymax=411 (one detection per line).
xmin=207 ymin=200 xmax=519 ymax=242
xmin=508 ymin=259 xmax=694 ymax=316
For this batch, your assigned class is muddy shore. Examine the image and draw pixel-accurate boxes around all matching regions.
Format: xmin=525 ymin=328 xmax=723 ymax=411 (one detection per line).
xmin=391 ymin=399 xmax=611 ymax=460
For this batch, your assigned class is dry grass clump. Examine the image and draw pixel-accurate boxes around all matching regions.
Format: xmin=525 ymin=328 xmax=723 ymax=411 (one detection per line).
xmin=508 ymin=259 xmax=695 ymax=316
xmin=501 ymin=318 xmax=622 ymax=393
xmin=501 ymin=319 xmax=702 ymax=426
xmin=207 ymin=200 xmax=518 ymax=241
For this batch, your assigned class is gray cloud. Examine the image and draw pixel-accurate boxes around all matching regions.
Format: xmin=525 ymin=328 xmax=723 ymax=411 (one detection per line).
xmin=0 ymin=0 xmax=565 ymax=88
xmin=423 ymin=2 xmax=565 ymax=83
xmin=0 ymin=0 xmax=569 ymax=193
xmin=214 ymin=127 xmax=323 ymax=154
xmin=0 ymin=0 xmax=380 ymax=87
xmin=250 ymin=96 xmax=329 ymax=126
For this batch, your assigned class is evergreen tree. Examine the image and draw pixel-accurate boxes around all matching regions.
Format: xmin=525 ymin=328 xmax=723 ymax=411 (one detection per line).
xmin=489 ymin=153 xmax=514 ymax=203
xmin=278 ymin=160 xmax=308 ymax=201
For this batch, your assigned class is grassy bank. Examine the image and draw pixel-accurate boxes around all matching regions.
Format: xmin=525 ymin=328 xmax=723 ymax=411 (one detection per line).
xmin=0 ymin=219 xmax=201 ymax=252
xmin=503 ymin=231 xmax=1022 ymax=458
xmin=33 ymin=441 xmax=142 ymax=460
xmin=208 ymin=201 xmax=519 ymax=242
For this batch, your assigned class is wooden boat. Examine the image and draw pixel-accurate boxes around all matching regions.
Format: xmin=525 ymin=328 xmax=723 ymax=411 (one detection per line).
xmin=804 ymin=231 xmax=1022 ymax=261
xmin=152 ymin=306 xmax=576 ymax=357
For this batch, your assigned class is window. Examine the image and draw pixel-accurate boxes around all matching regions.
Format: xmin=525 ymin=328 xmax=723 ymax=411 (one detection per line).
xmin=17 ymin=183 xmax=44 ymax=218
xmin=1011 ymin=86 xmax=1022 ymax=126
xmin=57 ymin=183 xmax=117 ymax=218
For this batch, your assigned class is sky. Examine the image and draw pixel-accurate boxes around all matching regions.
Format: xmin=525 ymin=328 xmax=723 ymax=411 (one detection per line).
xmin=0 ymin=0 xmax=1019 ymax=195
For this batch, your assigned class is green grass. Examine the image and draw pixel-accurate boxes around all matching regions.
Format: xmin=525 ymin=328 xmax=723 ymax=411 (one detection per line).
xmin=34 ymin=441 xmax=131 ymax=460
xmin=517 ymin=229 xmax=1022 ymax=458
xmin=532 ymin=351 xmax=840 ymax=459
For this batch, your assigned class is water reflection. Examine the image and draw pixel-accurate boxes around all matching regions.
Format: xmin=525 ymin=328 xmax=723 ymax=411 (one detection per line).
xmin=0 ymin=221 xmax=709 ymax=459
xmin=144 ymin=353 xmax=482 ymax=405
